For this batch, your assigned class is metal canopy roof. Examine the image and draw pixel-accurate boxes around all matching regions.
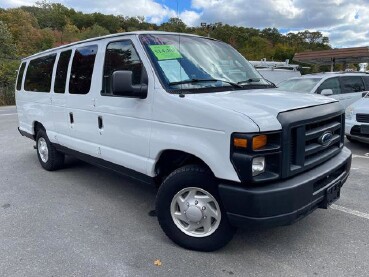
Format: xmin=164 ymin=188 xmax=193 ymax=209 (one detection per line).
xmin=293 ymin=47 xmax=369 ymax=65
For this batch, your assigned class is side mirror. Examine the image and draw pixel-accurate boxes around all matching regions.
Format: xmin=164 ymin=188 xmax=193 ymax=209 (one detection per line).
xmin=362 ymin=92 xmax=369 ymax=98
xmin=112 ymin=70 xmax=148 ymax=99
xmin=321 ymin=89 xmax=333 ymax=96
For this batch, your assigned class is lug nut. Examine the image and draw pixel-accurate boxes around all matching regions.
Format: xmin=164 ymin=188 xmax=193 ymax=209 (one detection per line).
xmin=195 ymin=200 xmax=198 ymax=205
xmin=186 ymin=202 xmax=189 ymax=206
xmin=202 ymin=206 xmax=206 ymax=210
xmin=203 ymin=216 xmax=207 ymax=219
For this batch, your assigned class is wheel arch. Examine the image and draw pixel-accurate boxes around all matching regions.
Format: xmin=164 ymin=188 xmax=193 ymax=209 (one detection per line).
xmin=154 ymin=149 xmax=213 ymax=185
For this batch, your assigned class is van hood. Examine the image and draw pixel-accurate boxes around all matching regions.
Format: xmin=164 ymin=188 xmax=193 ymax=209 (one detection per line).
xmin=186 ymin=89 xmax=337 ymax=131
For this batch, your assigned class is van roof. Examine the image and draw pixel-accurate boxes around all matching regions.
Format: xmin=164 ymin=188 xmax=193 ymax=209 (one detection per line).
xmin=22 ymin=31 xmax=207 ymax=61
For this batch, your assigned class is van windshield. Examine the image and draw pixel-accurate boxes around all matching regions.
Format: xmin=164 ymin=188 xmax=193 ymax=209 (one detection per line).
xmin=276 ymin=78 xmax=322 ymax=93
xmin=139 ymin=34 xmax=270 ymax=93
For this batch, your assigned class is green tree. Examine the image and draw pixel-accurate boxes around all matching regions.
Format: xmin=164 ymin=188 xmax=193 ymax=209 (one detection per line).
xmin=79 ymin=24 xmax=110 ymax=40
xmin=0 ymin=21 xmax=16 ymax=58
xmin=159 ymin=17 xmax=187 ymax=32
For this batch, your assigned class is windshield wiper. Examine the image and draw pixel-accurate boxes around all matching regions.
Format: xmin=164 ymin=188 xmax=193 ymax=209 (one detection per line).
xmin=237 ymin=78 xmax=262 ymax=84
xmin=237 ymin=78 xmax=277 ymax=88
xmin=168 ymin=78 xmax=243 ymax=88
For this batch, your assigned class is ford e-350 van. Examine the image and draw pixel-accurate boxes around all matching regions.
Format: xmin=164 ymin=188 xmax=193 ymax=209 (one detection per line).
xmin=16 ymin=31 xmax=352 ymax=251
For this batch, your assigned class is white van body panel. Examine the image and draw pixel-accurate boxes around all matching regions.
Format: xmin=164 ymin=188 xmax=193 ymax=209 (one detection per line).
xmin=15 ymin=31 xmax=339 ymax=183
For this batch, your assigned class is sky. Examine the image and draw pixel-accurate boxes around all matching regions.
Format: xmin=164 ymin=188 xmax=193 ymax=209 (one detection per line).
xmin=2 ymin=0 xmax=369 ymax=48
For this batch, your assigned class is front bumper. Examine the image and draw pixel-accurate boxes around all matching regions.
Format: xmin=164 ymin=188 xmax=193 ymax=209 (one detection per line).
xmin=345 ymin=119 xmax=369 ymax=143
xmin=219 ymin=147 xmax=352 ymax=228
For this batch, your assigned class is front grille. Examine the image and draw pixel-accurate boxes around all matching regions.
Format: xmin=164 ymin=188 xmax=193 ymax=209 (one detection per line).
xmin=288 ymin=114 xmax=344 ymax=177
xmin=357 ymin=113 xmax=369 ymax=123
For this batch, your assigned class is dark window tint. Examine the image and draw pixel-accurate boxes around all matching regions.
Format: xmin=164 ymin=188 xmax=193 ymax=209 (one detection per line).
xmin=24 ymin=54 xmax=56 ymax=92
xmin=102 ymin=40 xmax=142 ymax=95
xmin=54 ymin=50 xmax=72 ymax=93
xmin=16 ymin=62 xmax=26 ymax=91
xmin=69 ymin=45 xmax=98 ymax=94
xmin=340 ymin=76 xmax=365 ymax=93
xmin=317 ymin=77 xmax=341 ymax=95
xmin=362 ymin=76 xmax=369 ymax=90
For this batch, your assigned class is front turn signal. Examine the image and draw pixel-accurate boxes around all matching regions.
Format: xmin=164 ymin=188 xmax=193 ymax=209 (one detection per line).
xmin=252 ymin=135 xmax=267 ymax=150
xmin=233 ymin=138 xmax=248 ymax=148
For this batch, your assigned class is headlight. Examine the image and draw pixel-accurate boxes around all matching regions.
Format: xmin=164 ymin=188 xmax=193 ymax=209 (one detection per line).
xmin=252 ymin=157 xmax=265 ymax=176
xmin=345 ymin=106 xmax=354 ymax=120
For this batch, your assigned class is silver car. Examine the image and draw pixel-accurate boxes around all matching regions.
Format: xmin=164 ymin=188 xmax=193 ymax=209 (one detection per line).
xmin=276 ymin=72 xmax=369 ymax=108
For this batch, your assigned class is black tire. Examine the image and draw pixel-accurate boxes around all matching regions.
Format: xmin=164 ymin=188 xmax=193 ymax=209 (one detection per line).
xmin=156 ymin=165 xmax=235 ymax=252
xmin=346 ymin=135 xmax=356 ymax=143
xmin=36 ymin=129 xmax=64 ymax=171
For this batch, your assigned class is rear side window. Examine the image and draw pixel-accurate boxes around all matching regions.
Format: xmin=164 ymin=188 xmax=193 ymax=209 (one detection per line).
xmin=340 ymin=76 xmax=365 ymax=93
xmin=24 ymin=54 xmax=56 ymax=92
xmin=16 ymin=62 xmax=26 ymax=91
xmin=362 ymin=76 xmax=369 ymax=90
xmin=317 ymin=77 xmax=341 ymax=95
xmin=69 ymin=45 xmax=98 ymax=94
xmin=102 ymin=40 xmax=143 ymax=95
xmin=54 ymin=50 xmax=72 ymax=93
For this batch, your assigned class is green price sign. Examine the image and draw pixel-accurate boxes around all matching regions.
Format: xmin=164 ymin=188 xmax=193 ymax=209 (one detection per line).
xmin=149 ymin=45 xmax=183 ymax=60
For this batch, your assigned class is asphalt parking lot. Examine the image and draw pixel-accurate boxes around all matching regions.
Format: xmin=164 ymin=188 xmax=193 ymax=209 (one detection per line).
xmin=0 ymin=105 xmax=368 ymax=277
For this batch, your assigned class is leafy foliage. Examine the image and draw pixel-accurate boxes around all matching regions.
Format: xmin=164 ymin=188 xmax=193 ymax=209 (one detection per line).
xmin=0 ymin=2 xmax=331 ymax=105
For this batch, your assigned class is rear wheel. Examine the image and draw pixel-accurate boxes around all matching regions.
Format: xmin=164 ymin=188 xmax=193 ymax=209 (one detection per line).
xmin=36 ymin=129 xmax=64 ymax=171
xmin=156 ymin=165 xmax=235 ymax=251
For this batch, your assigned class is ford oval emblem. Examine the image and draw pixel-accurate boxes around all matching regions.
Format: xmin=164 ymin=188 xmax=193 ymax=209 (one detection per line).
xmin=318 ymin=131 xmax=333 ymax=146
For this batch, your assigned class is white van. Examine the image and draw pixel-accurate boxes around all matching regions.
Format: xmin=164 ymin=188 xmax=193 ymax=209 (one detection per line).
xmin=249 ymin=59 xmax=302 ymax=84
xmin=16 ymin=31 xmax=351 ymax=251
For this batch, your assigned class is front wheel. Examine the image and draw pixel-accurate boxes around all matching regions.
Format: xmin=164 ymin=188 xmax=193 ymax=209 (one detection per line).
xmin=156 ymin=165 xmax=235 ymax=251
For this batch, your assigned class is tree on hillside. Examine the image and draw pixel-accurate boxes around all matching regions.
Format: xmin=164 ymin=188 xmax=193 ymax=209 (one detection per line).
xmin=0 ymin=21 xmax=16 ymax=59
xmin=79 ymin=24 xmax=110 ymax=40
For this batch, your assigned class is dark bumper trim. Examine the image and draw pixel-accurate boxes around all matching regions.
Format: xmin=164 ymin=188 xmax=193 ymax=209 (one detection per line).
xmin=18 ymin=127 xmax=35 ymax=141
xmin=219 ymin=147 xmax=352 ymax=228
xmin=349 ymin=134 xmax=369 ymax=144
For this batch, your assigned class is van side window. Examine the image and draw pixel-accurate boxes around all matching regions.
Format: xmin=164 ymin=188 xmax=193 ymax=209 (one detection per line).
xmin=340 ymin=76 xmax=365 ymax=93
xmin=362 ymin=76 xmax=369 ymax=90
xmin=54 ymin=50 xmax=72 ymax=93
xmin=24 ymin=54 xmax=56 ymax=92
xmin=69 ymin=45 xmax=98 ymax=94
xmin=16 ymin=62 xmax=26 ymax=91
xmin=102 ymin=40 xmax=142 ymax=95
xmin=317 ymin=77 xmax=341 ymax=95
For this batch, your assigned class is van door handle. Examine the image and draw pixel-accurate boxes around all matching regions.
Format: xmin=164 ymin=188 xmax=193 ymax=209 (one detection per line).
xmin=69 ymin=112 xmax=74 ymax=124
xmin=98 ymin=116 xmax=103 ymax=129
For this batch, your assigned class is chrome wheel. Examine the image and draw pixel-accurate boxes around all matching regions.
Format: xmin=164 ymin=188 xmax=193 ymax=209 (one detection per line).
xmin=170 ymin=187 xmax=221 ymax=237
xmin=38 ymin=137 xmax=49 ymax=163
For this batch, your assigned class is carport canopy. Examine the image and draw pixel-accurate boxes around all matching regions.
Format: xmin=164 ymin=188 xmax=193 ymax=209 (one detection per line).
xmin=293 ymin=47 xmax=369 ymax=69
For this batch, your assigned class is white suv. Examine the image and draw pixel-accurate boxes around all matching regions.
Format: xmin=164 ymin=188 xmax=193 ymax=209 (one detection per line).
xmin=276 ymin=73 xmax=369 ymax=108
xmin=15 ymin=31 xmax=352 ymax=251
xmin=346 ymin=93 xmax=369 ymax=144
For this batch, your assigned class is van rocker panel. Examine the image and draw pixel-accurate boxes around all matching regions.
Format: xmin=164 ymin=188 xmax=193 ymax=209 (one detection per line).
xmin=218 ymin=147 xmax=351 ymax=228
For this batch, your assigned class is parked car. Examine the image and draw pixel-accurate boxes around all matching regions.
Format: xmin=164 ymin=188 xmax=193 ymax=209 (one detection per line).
xmin=275 ymin=72 xmax=369 ymax=108
xmin=16 ymin=31 xmax=351 ymax=251
xmin=346 ymin=92 xmax=369 ymax=144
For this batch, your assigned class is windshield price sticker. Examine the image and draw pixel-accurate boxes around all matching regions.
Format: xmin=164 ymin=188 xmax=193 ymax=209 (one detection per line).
xmin=149 ymin=45 xmax=182 ymax=60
